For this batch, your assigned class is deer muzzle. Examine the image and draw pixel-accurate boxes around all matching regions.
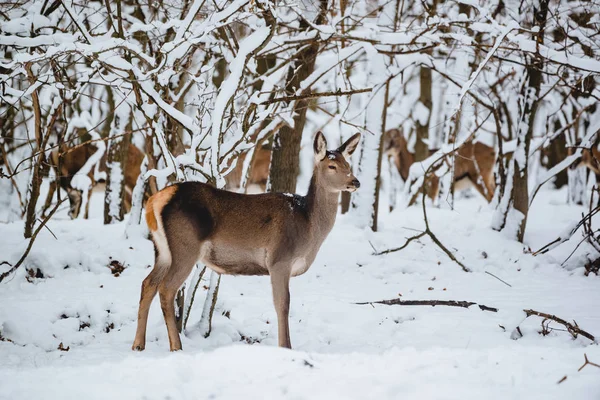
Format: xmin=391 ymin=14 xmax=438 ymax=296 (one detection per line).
xmin=346 ymin=178 xmax=360 ymax=192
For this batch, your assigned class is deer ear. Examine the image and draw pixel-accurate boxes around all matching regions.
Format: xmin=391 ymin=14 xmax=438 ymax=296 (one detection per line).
xmin=314 ymin=131 xmax=327 ymax=161
xmin=339 ymin=133 xmax=361 ymax=159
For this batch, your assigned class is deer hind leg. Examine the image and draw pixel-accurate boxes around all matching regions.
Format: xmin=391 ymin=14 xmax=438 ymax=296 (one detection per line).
xmin=67 ymin=188 xmax=82 ymax=219
xmin=158 ymin=242 xmax=198 ymax=351
xmin=83 ymin=190 xmax=92 ymax=219
xmin=132 ymin=259 xmax=167 ymax=351
xmin=270 ymin=266 xmax=292 ymax=349
xmin=468 ymin=169 xmax=496 ymax=202
xmin=469 ymin=176 xmax=493 ymax=202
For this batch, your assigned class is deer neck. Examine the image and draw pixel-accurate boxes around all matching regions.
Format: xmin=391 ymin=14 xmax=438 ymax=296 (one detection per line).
xmin=305 ymin=173 xmax=339 ymax=238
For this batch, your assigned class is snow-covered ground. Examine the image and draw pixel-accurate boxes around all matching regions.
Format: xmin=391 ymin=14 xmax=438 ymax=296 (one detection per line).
xmin=1 ymin=188 xmax=599 ymax=399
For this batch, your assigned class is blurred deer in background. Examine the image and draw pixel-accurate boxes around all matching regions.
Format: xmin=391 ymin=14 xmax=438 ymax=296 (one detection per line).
xmin=384 ymin=128 xmax=497 ymax=203
xmin=569 ymin=141 xmax=600 ymax=181
xmin=43 ymin=142 xmax=145 ymax=219
xmin=224 ymin=145 xmax=272 ymax=193
xmin=132 ymin=132 xmax=361 ymax=351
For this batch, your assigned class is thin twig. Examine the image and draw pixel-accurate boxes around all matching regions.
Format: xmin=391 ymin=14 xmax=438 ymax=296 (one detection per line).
xmin=374 ymin=231 xmax=426 ymax=255
xmin=38 ymin=218 xmax=58 ymax=240
xmin=578 ymin=354 xmax=600 ymax=371
xmin=355 ymin=298 xmax=498 ymax=312
xmin=516 ymin=309 xmax=596 ymax=343
xmin=0 ymin=198 xmax=67 ymax=283
xmin=484 ymin=271 xmax=512 ymax=287
xmin=533 ymin=206 xmax=600 ymax=256
xmin=260 ymin=88 xmax=372 ymax=105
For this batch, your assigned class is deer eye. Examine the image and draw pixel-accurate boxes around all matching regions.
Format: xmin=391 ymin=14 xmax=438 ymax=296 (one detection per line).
xmin=328 ymin=165 xmax=336 ymax=170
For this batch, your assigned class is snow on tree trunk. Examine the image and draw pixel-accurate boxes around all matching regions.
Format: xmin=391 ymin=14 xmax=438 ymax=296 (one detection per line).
xmin=568 ymin=167 xmax=587 ymax=206
xmin=23 ymin=64 xmax=45 ymax=238
xmin=268 ymin=0 xmax=327 ymax=194
xmin=351 ymin=49 xmax=387 ymax=230
xmin=125 ymin=156 xmax=149 ymax=237
xmin=182 ymin=265 xmax=207 ymax=332
xmin=103 ymin=93 xmax=132 ymax=225
xmin=195 ymin=270 xmax=221 ymax=338
xmin=492 ymin=0 xmax=549 ymax=243
xmin=387 ymin=155 xmax=403 ymax=212
xmin=415 ymin=59 xmax=432 ymax=163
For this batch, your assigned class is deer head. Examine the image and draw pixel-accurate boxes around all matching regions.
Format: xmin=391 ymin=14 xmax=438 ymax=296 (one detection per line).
xmin=313 ymin=132 xmax=361 ymax=193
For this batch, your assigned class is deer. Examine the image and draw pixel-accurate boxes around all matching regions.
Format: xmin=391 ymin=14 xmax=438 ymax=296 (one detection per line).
xmin=43 ymin=142 xmax=145 ymax=219
xmin=384 ymin=128 xmax=497 ymax=203
xmin=569 ymin=141 xmax=600 ymax=181
xmin=132 ymin=132 xmax=361 ymax=351
xmin=224 ymin=145 xmax=272 ymax=193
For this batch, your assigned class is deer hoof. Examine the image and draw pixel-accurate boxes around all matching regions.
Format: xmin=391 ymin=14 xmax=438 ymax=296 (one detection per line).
xmin=132 ymin=343 xmax=145 ymax=351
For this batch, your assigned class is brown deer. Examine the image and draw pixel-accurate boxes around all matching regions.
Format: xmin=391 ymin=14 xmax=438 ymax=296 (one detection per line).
xmin=132 ymin=132 xmax=361 ymax=351
xmin=384 ymin=128 xmax=497 ymax=202
xmin=569 ymin=143 xmax=600 ymax=180
xmin=44 ymin=142 xmax=144 ymax=218
xmin=224 ymin=145 xmax=272 ymax=193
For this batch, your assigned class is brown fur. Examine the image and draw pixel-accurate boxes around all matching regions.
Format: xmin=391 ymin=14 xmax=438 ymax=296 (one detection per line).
xmin=145 ymin=186 xmax=177 ymax=232
xmin=44 ymin=142 xmax=145 ymax=218
xmin=224 ymin=146 xmax=272 ymax=192
xmin=568 ymin=143 xmax=600 ymax=185
xmin=384 ymin=129 xmax=497 ymax=202
xmin=133 ymin=132 xmax=361 ymax=351
xmin=571 ymin=145 xmax=600 ymax=175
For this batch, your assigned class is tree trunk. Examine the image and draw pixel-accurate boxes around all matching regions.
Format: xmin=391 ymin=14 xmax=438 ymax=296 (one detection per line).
xmin=23 ymin=64 xmax=44 ymax=238
xmin=268 ymin=0 xmax=327 ymax=193
xmin=543 ymin=132 xmax=568 ymax=188
xmin=104 ymin=92 xmax=132 ymax=224
xmin=414 ymin=55 xmax=432 ymax=163
xmin=351 ymin=50 xmax=388 ymax=230
xmin=568 ymin=167 xmax=587 ymax=206
xmin=371 ymin=81 xmax=391 ymax=231
xmin=493 ymin=0 xmax=549 ymax=242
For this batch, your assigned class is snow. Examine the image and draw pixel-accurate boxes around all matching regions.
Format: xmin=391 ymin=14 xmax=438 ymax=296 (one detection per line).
xmin=210 ymin=25 xmax=272 ymax=185
xmin=2 ymin=1 xmax=600 ymax=398
xmin=1 ymin=187 xmax=599 ymax=399
xmin=350 ymin=44 xmax=388 ymax=229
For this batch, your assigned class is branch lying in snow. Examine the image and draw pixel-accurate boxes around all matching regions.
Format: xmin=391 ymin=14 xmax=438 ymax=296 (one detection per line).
xmin=578 ymin=354 xmax=600 ymax=371
xmin=557 ymin=353 xmax=600 ymax=384
xmin=259 ymin=88 xmax=372 ymax=105
xmin=532 ymin=205 xmax=600 ymax=256
xmin=512 ymin=309 xmax=597 ymax=343
xmin=355 ymin=299 xmax=498 ymax=312
xmin=357 ymin=301 xmax=597 ymax=343
xmin=374 ymin=231 xmax=426 ymax=255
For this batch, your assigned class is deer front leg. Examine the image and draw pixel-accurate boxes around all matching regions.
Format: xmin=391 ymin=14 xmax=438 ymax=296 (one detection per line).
xmin=270 ymin=268 xmax=292 ymax=349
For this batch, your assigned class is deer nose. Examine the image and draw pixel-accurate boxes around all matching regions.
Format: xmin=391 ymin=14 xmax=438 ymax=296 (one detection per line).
xmin=352 ymin=179 xmax=360 ymax=188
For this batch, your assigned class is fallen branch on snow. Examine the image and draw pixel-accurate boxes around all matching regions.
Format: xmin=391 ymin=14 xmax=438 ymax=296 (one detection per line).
xmin=557 ymin=353 xmax=600 ymax=384
xmin=355 ymin=298 xmax=498 ymax=312
xmin=578 ymin=353 xmax=600 ymax=371
xmin=532 ymin=205 xmax=600 ymax=256
xmin=356 ymin=301 xmax=597 ymax=343
xmin=511 ymin=309 xmax=597 ymax=343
